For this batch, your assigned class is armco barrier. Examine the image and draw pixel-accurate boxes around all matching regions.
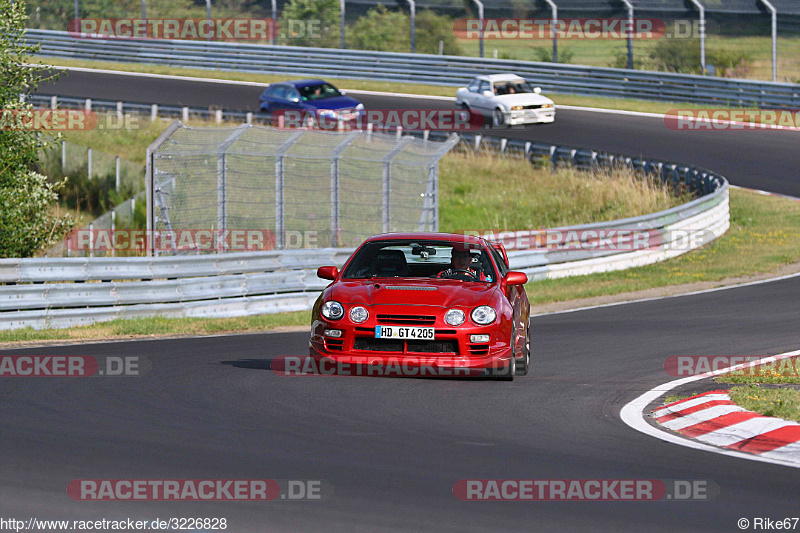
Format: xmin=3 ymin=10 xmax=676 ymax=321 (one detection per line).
xmin=1 ymin=132 xmax=728 ymax=330
xmin=26 ymin=29 xmax=800 ymax=108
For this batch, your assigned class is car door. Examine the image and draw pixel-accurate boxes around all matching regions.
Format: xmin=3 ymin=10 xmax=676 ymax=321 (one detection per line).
xmin=474 ymin=80 xmax=494 ymax=113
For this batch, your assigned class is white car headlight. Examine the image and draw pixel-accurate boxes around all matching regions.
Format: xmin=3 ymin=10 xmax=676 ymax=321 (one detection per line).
xmin=444 ymin=309 xmax=466 ymax=326
xmin=318 ymin=109 xmax=336 ymax=118
xmin=541 ymin=103 xmax=554 ymax=109
xmin=356 ymin=103 xmax=365 ymax=110
xmin=349 ymin=306 xmax=369 ymax=323
xmin=471 ymin=306 xmax=496 ymax=325
xmin=511 ymin=105 xmax=524 ymax=111
xmin=321 ymin=300 xmax=344 ymax=320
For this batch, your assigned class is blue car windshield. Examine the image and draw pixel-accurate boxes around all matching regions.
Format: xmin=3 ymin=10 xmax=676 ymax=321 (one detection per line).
xmin=299 ymin=83 xmax=342 ymax=101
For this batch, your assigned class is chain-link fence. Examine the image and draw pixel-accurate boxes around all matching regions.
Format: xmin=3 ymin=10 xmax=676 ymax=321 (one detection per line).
xmin=147 ymin=122 xmax=457 ymax=255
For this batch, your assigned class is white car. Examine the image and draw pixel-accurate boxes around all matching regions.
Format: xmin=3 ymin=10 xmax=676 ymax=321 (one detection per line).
xmin=456 ymin=73 xmax=555 ymax=127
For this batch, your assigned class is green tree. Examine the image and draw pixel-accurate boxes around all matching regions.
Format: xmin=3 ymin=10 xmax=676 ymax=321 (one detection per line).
xmin=278 ymin=0 xmax=339 ymax=48
xmin=1 ymin=0 xmax=73 ymax=257
xmin=350 ymin=5 xmax=460 ymax=55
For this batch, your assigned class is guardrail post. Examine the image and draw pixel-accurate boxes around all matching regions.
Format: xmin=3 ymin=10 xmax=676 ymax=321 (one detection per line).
xmin=246 ymin=112 xmax=253 ymax=124
xmin=61 ymin=140 xmax=66 ymax=171
xmin=115 ymin=156 xmax=120 ymax=192
xmin=330 ymin=131 xmax=360 ymax=247
xmin=500 ymin=138 xmax=507 ymax=153
xmin=340 ymin=0 xmax=346 ymax=49
xmin=275 ymin=130 xmax=305 ymax=249
xmin=87 ymin=147 xmax=92 ymax=180
xmin=111 ymin=210 xmax=116 ymax=257
xmin=408 ymin=0 xmax=416 ymax=53
xmin=50 ymin=95 xmax=57 ymax=110
xmin=215 ymin=109 xmax=223 ymax=125
xmin=216 ymin=124 xmax=249 ymax=253
xmin=182 ymin=107 xmax=189 ymax=122
xmin=151 ymin=104 xmax=158 ymax=121
xmin=116 ymin=101 xmax=123 ymax=122
xmin=550 ymin=145 xmax=557 ymax=171
xmin=420 ymin=133 xmax=458 ymax=232
xmin=382 ymin=136 xmax=414 ymax=233
xmin=85 ymin=98 xmax=91 ymax=112
xmin=146 ymin=119 xmax=182 ymax=256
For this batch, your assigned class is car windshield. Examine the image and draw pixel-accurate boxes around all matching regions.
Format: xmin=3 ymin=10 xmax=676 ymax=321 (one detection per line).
xmin=299 ymin=83 xmax=342 ymax=101
xmin=342 ymin=240 xmax=497 ymax=282
xmin=493 ymin=81 xmax=536 ymax=95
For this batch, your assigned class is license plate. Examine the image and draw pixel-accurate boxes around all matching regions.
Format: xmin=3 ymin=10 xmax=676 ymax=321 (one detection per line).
xmin=375 ymin=326 xmax=435 ymax=340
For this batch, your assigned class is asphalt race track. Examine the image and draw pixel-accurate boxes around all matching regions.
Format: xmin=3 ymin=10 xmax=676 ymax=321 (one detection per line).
xmin=37 ymin=68 xmax=800 ymax=197
xmin=2 ymin=276 xmax=799 ymax=531
xmin=5 ymin=67 xmax=796 ymax=531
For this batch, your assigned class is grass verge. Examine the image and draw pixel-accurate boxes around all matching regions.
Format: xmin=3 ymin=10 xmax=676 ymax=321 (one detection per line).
xmin=728 ymin=385 xmax=800 ymax=423
xmin=525 ymin=187 xmax=800 ymax=305
xmin=716 ymin=356 xmax=800 ymax=385
xmin=40 ymin=56 xmax=733 ymax=116
xmin=0 ymin=312 xmax=310 ymax=345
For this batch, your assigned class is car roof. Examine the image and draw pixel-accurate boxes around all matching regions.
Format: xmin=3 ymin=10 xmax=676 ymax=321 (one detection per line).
xmin=365 ymin=232 xmax=487 ymax=246
xmin=274 ymin=79 xmax=330 ymax=88
xmin=475 ymin=73 xmax=526 ymax=83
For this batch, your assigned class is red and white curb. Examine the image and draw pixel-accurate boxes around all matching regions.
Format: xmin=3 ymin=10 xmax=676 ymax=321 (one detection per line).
xmin=620 ymin=349 xmax=800 ymax=468
xmin=652 ymin=390 xmax=800 ymax=462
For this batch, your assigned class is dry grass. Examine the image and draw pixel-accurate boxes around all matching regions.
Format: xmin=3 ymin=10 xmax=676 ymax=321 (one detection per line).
xmin=439 ymin=149 xmax=689 ymax=232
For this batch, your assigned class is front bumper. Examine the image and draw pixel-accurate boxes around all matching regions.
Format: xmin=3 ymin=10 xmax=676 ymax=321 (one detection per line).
xmin=308 ymin=318 xmax=513 ymax=376
xmin=506 ymin=109 xmax=556 ymax=125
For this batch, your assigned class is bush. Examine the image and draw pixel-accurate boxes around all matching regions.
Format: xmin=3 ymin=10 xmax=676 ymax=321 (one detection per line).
xmin=0 ymin=0 xmax=73 ymax=257
xmin=57 ymin=165 xmax=138 ymax=218
xmin=278 ymin=0 xmax=339 ymax=48
xmin=647 ymin=35 xmax=751 ymax=76
xmin=533 ymin=46 xmax=574 ymax=64
xmin=349 ymin=5 xmax=460 ymax=55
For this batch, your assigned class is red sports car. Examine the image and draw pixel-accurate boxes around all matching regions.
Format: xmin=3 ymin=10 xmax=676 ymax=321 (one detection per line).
xmin=309 ymin=233 xmax=531 ymax=380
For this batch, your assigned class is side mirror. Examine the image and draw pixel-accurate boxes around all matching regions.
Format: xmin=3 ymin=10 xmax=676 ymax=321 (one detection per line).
xmin=503 ymin=271 xmax=528 ymax=286
xmin=317 ymin=266 xmax=338 ymax=280
xmin=534 ymin=87 xmax=542 ymax=94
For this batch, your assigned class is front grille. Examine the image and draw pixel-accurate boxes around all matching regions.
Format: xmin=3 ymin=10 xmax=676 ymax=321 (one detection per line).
xmin=407 ymin=340 xmax=458 ymax=354
xmin=354 ymin=338 xmax=403 ymax=352
xmin=377 ymin=314 xmax=436 ymax=326
xmin=523 ymin=104 xmax=545 ymax=110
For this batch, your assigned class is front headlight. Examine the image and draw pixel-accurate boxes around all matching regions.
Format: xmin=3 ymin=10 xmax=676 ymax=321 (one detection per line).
xmin=317 ymin=109 xmax=336 ymax=118
xmin=444 ymin=308 xmax=466 ymax=326
xmin=355 ymin=103 xmax=365 ymax=110
xmin=511 ymin=105 xmax=524 ymax=111
xmin=349 ymin=306 xmax=368 ymax=323
xmin=541 ymin=103 xmax=554 ymax=109
xmin=321 ymin=300 xmax=344 ymax=320
xmin=471 ymin=306 xmax=496 ymax=325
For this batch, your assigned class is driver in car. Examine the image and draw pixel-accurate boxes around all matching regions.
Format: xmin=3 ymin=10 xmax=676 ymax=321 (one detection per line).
xmin=437 ymin=248 xmax=486 ymax=281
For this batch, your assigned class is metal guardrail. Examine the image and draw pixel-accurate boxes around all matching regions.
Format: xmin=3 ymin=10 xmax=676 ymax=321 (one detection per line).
xmin=1 ymin=127 xmax=729 ymax=330
xmin=26 ymin=29 xmax=800 ymax=108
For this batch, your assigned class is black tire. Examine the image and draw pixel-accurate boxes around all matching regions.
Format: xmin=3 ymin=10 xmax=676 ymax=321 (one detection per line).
xmin=491 ymin=354 xmax=515 ymax=381
xmin=515 ymin=326 xmax=531 ymax=376
xmin=492 ymin=108 xmax=507 ymax=128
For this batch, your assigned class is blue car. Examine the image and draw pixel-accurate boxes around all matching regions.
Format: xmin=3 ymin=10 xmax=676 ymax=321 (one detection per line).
xmin=258 ymin=79 xmax=364 ymax=124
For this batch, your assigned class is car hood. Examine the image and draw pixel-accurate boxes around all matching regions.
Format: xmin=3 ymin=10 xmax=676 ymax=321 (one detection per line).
xmin=495 ymin=93 xmax=553 ymax=106
xmin=305 ymin=95 xmax=362 ymax=110
xmin=331 ymin=279 xmax=498 ymax=309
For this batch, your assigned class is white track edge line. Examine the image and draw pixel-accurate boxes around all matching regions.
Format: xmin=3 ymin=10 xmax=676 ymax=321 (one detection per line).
xmin=620 ymin=350 xmax=800 ymax=469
